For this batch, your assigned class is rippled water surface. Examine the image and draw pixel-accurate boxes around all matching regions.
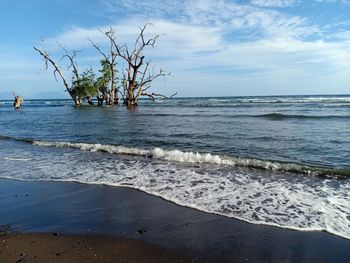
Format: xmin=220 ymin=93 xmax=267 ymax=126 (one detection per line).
xmin=0 ymin=95 xmax=349 ymax=239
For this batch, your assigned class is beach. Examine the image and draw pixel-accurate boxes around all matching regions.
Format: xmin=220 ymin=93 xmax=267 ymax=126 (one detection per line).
xmin=1 ymin=178 xmax=350 ymax=262
xmin=1 ymin=233 xmax=191 ymax=263
xmin=1 ymin=96 xmax=350 ymax=262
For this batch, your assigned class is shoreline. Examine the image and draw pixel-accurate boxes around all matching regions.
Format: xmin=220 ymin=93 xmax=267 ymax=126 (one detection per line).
xmin=1 ymin=178 xmax=350 ymax=262
xmin=3 ymin=176 xmax=349 ymax=239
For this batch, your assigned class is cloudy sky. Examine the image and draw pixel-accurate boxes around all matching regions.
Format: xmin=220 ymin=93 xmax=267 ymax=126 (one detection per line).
xmin=1 ymin=0 xmax=350 ymax=98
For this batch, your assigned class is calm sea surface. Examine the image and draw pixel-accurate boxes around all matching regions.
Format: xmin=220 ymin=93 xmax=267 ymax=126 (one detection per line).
xmin=0 ymin=95 xmax=349 ymax=239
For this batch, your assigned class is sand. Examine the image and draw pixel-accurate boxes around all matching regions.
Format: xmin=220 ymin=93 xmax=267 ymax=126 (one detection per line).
xmin=0 ymin=233 xmax=192 ymax=263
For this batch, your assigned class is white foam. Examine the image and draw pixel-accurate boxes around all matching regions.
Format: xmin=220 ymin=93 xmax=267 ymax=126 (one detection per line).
xmin=2 ymin=144 xmax=350 ymax=240
xmin=240 ymin=97 xmax=350 ymax=104
xmin=4 ymin=157 xmax=32 ymax=161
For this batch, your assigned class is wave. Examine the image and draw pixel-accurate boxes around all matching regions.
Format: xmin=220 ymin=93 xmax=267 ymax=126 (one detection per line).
xmin=115 ymin=112 xmax=350 ymax=120
xmin=238 ymin=96 xmax=350 ymax=104
xmin=253 ymin=113 xmax=350 ymax=120
xmin=29 ymin=140 xmax=350 ymax=178
xmin=148 ymin=96 xmax=350 ymax=106
xmin=4 ymin=157 xmax=32 ymax=161
xmin=1 ymin=135 xmax=348 ymax=177
xmin=0 ymin=135 xmax=33 ymax=143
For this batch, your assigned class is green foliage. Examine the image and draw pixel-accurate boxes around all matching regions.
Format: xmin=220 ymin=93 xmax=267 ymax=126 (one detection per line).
xmin=72 ymin=68 xmax=98 ymax=98
xmin=95 ymin=59 xmax=113 ymax=94
xmin=70 ymin=59 xmax=118 ymax=104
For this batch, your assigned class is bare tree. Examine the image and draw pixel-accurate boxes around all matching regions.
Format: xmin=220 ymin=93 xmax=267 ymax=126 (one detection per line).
xmin=34 ymin=44 xmax=100 ymax=106
xmin=115 ymin=23 xmax=174 ymax=106
xmin=34 ymin=46 xmax=81 ymax=105
xmin=90 ymin=27 xmax=119 ymax=105
xmin=34 ymin=45 xmax=89 ymax=106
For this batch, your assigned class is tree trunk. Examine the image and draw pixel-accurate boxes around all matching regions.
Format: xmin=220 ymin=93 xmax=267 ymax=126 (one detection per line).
xmin=97 ymin=95 xmax=104 ymax=106
xmin=113 ymin=89 xmax=119 ymax=104
xmin=87 ymin=96 xmax=94 ymax=105
xmin=124 ymin=98 xmax=138 ymax=107
xmin=110 ymin=66 xmax=116 ymax=105
xmin=125 ymin=88 xmax=138 ymax=106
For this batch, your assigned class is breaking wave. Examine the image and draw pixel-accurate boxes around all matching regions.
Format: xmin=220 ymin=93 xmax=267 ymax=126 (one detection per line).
xmin=31 ymin=140 xmax=350 ymax=178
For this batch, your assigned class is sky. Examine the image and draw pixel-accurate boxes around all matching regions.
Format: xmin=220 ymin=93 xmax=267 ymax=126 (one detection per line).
xmin=0 ymin=0 xmax=350 ymax=98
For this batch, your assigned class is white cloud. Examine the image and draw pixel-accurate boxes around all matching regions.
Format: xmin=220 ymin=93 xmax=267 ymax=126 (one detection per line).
xmin=101 ymin=0 xmax=319 ymax=39
xmin=101 ymin=0 xmax=187 ymax=18
xmin=49 ymin=19 xmax=222 ymax=53
xmin=47 ymin=20 xmax=350 ymax=88
xmin=32 ymin=0 xmax=350 ymax=96
xmin=250 ymin=0 xmax=297 ymax=7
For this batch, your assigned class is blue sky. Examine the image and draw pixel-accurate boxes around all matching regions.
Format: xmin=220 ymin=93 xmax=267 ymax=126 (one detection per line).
xmin=1 ymin=0 xmax=350 ymax=98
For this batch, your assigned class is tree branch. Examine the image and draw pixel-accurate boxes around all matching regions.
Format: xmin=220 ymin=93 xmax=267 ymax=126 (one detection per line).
xmin=141 ymin=92 xmax=177 ymax=101
xmin=33 ymin=46 xmax=79 ymax=105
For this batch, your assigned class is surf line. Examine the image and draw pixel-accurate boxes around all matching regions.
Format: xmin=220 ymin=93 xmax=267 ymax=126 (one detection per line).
xmin=4 ymin=157 xmax=32 ymax=161
xmin=31 ymin=140 xmax=350 ymax=178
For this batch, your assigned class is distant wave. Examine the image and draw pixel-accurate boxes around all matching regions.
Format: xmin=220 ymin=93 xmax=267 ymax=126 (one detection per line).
xmin=252 ymin=113 xmax=350 ymax=120
xmin=133 ymin=112 xmax=350 ymax=120
xmin=238 ymin=96 xmax=350 ymax=104
xmin=0 ymin=135 xmax=33 ymax=143
xmin=2 ymin=96 xmax=350 ymax=108
xmin=29 ymin=140 xmax=349 ymax=178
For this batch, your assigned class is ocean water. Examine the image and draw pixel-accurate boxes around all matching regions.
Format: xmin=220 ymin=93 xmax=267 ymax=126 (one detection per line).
xmin=0 ymin=95 xmax=350 ymax=239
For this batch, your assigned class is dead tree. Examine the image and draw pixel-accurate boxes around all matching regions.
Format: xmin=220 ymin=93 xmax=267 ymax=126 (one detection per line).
xmin=34 ymin=46 xmax=81 ymax=106
xmin=90 ymin=27 xmax=119 ymax=105
xmin=115 ymin=23 xmax=174 ymax=106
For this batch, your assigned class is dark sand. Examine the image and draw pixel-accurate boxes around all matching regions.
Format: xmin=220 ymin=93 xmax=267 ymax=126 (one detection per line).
xmin=0 ymin=233 xmax=191 ymax=263
xmin=0 ymin=178 xmax=349 ymax=262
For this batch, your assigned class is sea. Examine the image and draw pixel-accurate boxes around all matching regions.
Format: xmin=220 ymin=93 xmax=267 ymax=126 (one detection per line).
xmin=0 ymin=95 xmax=349 ymax=240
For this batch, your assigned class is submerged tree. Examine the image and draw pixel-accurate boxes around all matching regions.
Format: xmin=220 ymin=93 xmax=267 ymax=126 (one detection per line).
xmin=92 ymin=23 xmax=175 ymax=107
xmin=116 ymin=23 xmax=175 ymax=106
xmin=34 ymin=23 xmax=175 ymax=107
xmin=72 ymin=68 xmax=98 ymax=105
xmin=95 ymin=59 xmax=112 ymax=106
xmin=34 ymin=46 xmax=104 ymax=106
xmin=90 ymin=28 xmax=119 ymax=105
xmin=34 ymin=45 xmax=99 ymax=106
xmin=33 ymin=46 xmax=82 ymax=105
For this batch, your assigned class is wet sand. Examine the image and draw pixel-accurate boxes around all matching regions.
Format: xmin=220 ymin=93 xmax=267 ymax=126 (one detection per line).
xmin=0 ymin=233 xmax=191 ymax=263
xmin=0 ymin=178 xmax=349 ymax=262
